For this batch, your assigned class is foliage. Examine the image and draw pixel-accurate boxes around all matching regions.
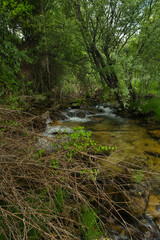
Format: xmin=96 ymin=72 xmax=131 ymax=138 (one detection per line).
xmin=139 ymin=97 xmax=160 ymax=120
xmin=1 ymin=0 xmax=160 ymax=113
xmin=81 ymin=206 xmax=103 ymax=240
xmin=80 ymin=168 xmax=100 ymax=181
xmin=66 ymin=0 xmax=158 ymax=105
xmin=132 ymin=170 xmax=144 ymax=183
xmin=54 ymin=187 xmax=66 ymax=212
xmin=54 ymin=126 xmax=114 ymax=162
xmin=0 ymin=0 xmax=34 ymax=98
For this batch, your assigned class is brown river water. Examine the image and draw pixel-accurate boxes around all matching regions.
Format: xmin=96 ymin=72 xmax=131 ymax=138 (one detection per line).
xmin=42 ymin=104 xmax=160 ymax=239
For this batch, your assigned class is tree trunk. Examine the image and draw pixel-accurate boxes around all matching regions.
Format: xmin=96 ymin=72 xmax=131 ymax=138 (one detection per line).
xmin=90 ymin=44 xmax=124 ymax=108
xmin=73 ymin=2 xmax=124 ymax=108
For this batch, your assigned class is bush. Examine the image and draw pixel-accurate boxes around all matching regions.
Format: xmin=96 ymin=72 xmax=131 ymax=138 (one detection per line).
xmin=140 ymin=97 xmax=160 ymax=120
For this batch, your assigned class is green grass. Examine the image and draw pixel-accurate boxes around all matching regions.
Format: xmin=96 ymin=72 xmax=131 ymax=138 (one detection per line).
xmin=81 ymin=207 xmax=103 ymax=240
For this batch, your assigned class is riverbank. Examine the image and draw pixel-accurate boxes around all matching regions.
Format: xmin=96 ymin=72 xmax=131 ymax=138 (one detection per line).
xmin=0 ymin=105 xmax=160 ymax=240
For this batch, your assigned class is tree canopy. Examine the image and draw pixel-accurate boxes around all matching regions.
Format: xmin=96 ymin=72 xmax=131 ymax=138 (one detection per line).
xmin=0 ymin=0 xmax=160 ymax=107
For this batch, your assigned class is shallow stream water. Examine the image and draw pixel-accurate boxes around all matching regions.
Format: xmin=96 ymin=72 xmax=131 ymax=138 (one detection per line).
xmin=44 ymin=104 xmax=160 ymax=239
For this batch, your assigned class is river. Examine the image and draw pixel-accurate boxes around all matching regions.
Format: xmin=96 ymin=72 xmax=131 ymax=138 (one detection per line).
xmin=43 ymin=104 xmax=160 ymax=239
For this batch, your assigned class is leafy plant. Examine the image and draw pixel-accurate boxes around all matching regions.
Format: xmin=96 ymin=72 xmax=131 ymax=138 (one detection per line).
xmin=80 ymin=169 xmax=100 ymax=181
xmin=57 ymin=127 xmax=114 ymax=162
xmin=51 ymin=158 xmax=59 ymax=168
xmin=34 ymin=149 xmax=45 ymax=160
xmin=38 ymin=149 xmax=45 ymax=158
xmin=140 ymin=98 xmax=160 ymax=120
xmin=1 ymin=120 xmax=19 ymax=127
xmin=132 ymin=170 xmax=144 ymax=183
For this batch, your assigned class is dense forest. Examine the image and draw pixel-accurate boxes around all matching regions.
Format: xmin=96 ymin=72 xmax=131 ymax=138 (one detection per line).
xmin=0 ymin=1 xmax=160 ymax=240
xmin=1 ymin=0 xmax=160 ymax=112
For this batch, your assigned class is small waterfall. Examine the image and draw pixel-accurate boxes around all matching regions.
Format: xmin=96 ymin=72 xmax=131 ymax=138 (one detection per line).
xmin=58 ymin=105 xmax=124 ymax=124
xmin=63 ymin=109 xmax=91 ymax=123
xmin=42 ymin=105 xmax=124 ymax=137
xmin=95 ymin=105 xmax=117 ymax=118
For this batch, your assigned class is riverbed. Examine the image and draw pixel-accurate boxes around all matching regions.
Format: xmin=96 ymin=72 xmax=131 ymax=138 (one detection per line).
xmin=44 ymin=104 xmax=160 ymax=239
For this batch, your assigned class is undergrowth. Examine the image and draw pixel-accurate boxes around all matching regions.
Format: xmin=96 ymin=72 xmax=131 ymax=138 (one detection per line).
xmin=0 ymin=105 xmax=155 ymax=240
xmin=130 ymin=97 xmax=160 ymax=121
xmin=140 ymin=97 xmax=160 ymax=121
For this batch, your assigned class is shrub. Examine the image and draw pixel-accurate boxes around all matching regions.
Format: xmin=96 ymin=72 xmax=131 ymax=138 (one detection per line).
xmin=140 ymin=97 xmax=160 ymax=120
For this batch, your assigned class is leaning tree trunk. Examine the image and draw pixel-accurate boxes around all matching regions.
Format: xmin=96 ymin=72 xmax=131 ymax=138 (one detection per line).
xmin=73 ymin=1 xmax=124 ymax=108
xmin=90 ymin=44 xmax=124 ymax=108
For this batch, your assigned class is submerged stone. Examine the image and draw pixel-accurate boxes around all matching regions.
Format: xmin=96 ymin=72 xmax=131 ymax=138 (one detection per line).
xmin=148 ymin=129 xmax=160 ymax=139
xmin=146 ymin=195 xmax=160 ymax=219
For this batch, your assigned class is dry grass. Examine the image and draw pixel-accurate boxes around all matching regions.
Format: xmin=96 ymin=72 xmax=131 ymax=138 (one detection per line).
xmin=0 ymin=106 xmax=154 ymax=240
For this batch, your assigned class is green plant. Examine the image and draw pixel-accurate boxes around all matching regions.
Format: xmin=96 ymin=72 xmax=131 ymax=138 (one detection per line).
xmin=1 ymin=120 xmax=19 ymax=127
xmin=81 ymin=206 xmax=103 ymax=240
xmin=0 ymin=128 xmax=5 ymax=132
xmin=58 ymin=127 xmax=93 ymax=160
xmin=130 ymin=97 xmax=160 ymax=121
xmin=132 ymin=170 xmax=144 ymax=183
xmin=80 ymin=169 xmax=100 ymax=181
xmin=58 ymin=127 xmax=114 ymax=162
xmin=54 ymin=187 xmax=66 ymax=213
xmin=51 ymin=158 xmax=59 ymax=168
xmin=94 ymin=145 xmax=116 ymax=153
xmin=77 ymin=98 xmax=87 ymax=106
xmin=140 ymin=98 xmax=160 ymax=120
xmin=34 ymin=149 xmax=45 ymax=160
xmin=27 ymin=228 xmax=41 ymax=240
xmin=38 ymin=149 xmax=45 ymax=158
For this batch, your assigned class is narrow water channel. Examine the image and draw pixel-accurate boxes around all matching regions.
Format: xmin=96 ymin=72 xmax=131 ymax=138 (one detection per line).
xmin=44 ymin=104 xmax=160 ymax=239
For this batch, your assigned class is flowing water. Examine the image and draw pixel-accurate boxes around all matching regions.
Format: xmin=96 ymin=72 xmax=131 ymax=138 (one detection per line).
xmin=44 ymin=104 xmax=160 ymax=239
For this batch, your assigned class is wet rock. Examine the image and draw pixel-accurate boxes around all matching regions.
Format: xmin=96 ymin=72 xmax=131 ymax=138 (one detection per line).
xmin=155 ymin=218 xmax=160 ymax=231
xmin=71 ymin=102 xmax=80 ymax=109
xmin=66 ymin=109 xmax=88 ymax=118
xmin=44 ymin=125 xmax=72 ymax=135
xmin=76 ymin=111 xmax=87 ymax=118
xmin=139 ymin=215 xmax=160 ymax=240
xmin=36 ymin=138 xmax=54 ymax=151
xmin=144 ymin=230 xmax=154 ymax=240
xmin=146 ymin=195 xmax=160 ymax=219
xmin=50 ymin=120 xmax=62 ymax=126
xmin=88 ymin=109 xmax=101 ymax=115
xmin=50 ymin=110 xmax=67 ymax=121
